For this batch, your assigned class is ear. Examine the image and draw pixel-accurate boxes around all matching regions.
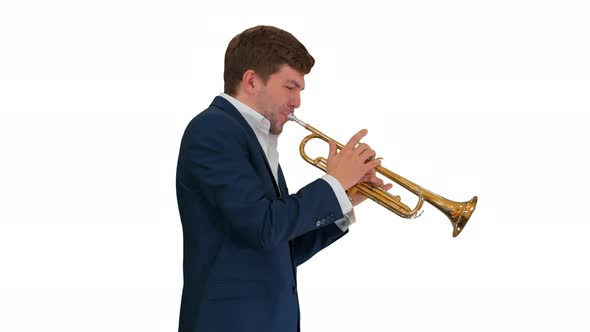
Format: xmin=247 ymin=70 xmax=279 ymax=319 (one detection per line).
xmin=241 ymin=69 xmax=259 ymax=94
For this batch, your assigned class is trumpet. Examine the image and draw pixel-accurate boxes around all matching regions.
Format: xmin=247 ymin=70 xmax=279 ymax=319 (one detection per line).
xmin=288 ymin=114 xmax=477 ymax=237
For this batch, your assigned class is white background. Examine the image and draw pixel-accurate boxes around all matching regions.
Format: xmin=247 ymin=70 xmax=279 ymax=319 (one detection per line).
xmin=1 ymin=0 xmax=589 ymax=331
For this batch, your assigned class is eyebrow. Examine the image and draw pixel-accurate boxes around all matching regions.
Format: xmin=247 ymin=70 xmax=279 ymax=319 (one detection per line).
xmin=286 ymin=80 xmax=305 ymax=90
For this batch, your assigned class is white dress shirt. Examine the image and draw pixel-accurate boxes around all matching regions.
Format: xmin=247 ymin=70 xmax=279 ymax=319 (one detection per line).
xmin=220 ymin=93 xmax=355 ymax=231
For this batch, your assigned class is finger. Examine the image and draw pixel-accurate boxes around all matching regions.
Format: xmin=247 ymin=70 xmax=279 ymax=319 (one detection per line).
xmin=369 ymin=175 xmax=384 ymax=187
xmin=382 ymin=183 xmax=394 ymax=191
xmin=353 ymin=143 xmax=370 ymax=154
xmin=363 ymin=158 xmax=381 ymax=172
xmin=359 ymin=148 xmax=376 ymax=162
xmin=362 ymin=174 xmax=383 ymax=187
xmin=360 ymin=174 xmax=372 ymax=182
xmin=360 ymin=171 xmax=376 ymax=182
xmin=328 ymin=140 xmax=337 ymax=157
xmin=359 ymin=168 xmax=376 ymax=182
xmin=344 ymin=129 xmax=368 ymax=151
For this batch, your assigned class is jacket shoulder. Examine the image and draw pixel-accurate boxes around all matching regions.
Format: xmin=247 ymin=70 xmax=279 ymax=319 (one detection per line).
xmin=181 ymin=104 xmax=247 ymax=145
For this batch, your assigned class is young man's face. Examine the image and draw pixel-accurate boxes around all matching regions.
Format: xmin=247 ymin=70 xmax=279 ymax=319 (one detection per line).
xmin=254 ymin=65 xmax=305 ymax=135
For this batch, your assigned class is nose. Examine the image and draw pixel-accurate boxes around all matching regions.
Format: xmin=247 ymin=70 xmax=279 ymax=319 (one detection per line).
xmin=289 ymin=91 xmax=301 ymax=109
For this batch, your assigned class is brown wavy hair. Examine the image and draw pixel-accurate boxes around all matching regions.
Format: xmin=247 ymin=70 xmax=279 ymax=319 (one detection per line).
xmin=223 ymin=25 xmax=315 ymax=96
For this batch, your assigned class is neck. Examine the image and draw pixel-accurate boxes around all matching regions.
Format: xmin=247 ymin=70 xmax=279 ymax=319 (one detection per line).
xmin=231 ymin=91 xmax=262 ymax=117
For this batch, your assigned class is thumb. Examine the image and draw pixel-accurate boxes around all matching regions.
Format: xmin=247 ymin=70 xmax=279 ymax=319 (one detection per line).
xmin=328 ymin=140 xmax=337 ymax=157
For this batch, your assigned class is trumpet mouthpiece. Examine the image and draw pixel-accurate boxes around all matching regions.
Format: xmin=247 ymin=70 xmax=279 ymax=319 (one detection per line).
xmin=288 ymin=113 xmax=307 ymax=127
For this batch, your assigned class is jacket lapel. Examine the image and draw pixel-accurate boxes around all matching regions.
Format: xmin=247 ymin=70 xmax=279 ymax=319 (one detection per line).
xmin=278 ymin=165 xmax=288 ymax=196
xmin=210 ymin=96 xmax=281 ymax=197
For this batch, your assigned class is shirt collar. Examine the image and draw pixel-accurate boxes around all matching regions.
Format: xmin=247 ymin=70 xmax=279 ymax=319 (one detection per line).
xmin=219 ymin=93 xmax=271 ymax=135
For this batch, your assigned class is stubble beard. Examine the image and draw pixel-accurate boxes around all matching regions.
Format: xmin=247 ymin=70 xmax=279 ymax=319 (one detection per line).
xmin=269 ymin=113 xmax=284 ymax=135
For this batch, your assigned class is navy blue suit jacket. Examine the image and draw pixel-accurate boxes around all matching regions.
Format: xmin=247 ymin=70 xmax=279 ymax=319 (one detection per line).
xmin=176 ymin=96 xmax=348 ymax=332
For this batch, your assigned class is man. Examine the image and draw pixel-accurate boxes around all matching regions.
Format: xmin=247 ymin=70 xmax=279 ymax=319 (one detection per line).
xmin=176 ymin=25 xmax=390 ymax=332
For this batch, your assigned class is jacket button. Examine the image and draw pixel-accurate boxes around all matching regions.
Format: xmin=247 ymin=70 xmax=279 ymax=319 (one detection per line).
xmin=316 ymin=220 xmax=321 ymax=227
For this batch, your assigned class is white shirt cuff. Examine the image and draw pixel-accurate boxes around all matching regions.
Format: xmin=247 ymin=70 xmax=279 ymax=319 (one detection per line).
xmin=334 ymin=210 xmax=356 ymax=232
xmin=321 ymin=174 xmax=355 ymax=232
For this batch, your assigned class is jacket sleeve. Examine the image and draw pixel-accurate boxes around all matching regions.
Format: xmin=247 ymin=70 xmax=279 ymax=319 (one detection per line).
xmin=179 ymin=112 xmax=344 ymax=250
xmin=275 ymin=166 xmax=350 ymax=266
xmin=291 ymin=224 xmax=348 ymax=266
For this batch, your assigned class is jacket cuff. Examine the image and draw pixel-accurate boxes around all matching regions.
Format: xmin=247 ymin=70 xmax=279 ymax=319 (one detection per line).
xmin=320 ymin=174 xmax=353 ymax=214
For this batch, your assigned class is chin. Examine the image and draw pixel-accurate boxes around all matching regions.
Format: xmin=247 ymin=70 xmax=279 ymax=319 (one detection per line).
xmin=270 ymin=125 xmax=284 ymax=135
xmin=271 ymin=121 xmax=287 ymax=135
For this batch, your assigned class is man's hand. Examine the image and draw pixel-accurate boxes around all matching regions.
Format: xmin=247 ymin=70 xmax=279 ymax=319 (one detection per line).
xmin=348 ymin=169 xmax=394 ymax=206
xmin=326 ymin=129 xmax=382 ymax=190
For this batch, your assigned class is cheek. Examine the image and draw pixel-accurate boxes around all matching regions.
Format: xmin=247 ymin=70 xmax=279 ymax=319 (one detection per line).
xmin=279 ymin=89 xmax=291 ymax=103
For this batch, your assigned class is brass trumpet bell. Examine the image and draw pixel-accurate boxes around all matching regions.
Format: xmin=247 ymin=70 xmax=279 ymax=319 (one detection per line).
xmin=288 ymin=114 xmax=477 ymax=237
